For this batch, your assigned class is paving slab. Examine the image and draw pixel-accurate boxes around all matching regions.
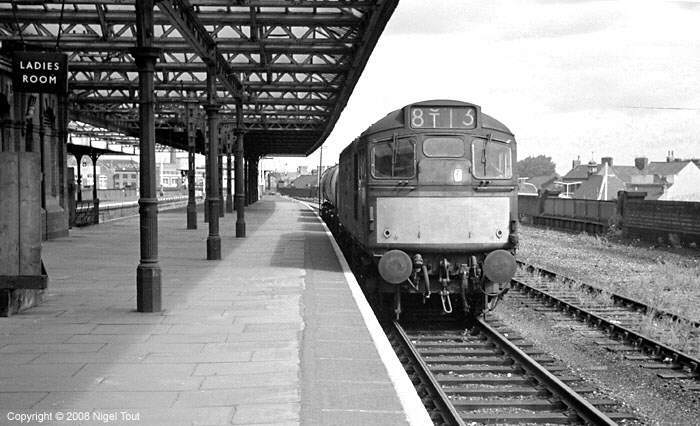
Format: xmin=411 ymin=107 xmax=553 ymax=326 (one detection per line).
xmin=0 ymin=196 xmax=429 ymax=425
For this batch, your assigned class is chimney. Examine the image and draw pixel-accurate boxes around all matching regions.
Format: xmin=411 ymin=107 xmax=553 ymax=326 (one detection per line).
xmin=601 ymin=157 xmax=613 ymax=167
xmin=666 ymin=150 xmax=675 ymax=162
xmin=634 ymin=157 xmax=648 ymax=171
xmin=572 ymin=156 xmax=581 ymax=169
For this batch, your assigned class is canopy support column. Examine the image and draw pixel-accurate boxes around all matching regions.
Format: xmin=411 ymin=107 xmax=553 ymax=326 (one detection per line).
xmin=185 ymin=101 xmax=197 ymax=230
xmin=133 ymin=0 xmax=161 ymax=313
xmin=244 ymin=158 xmax=249 ymax=206
xmin=74 ymin=153 xmax=83 ymax=202
xmin=234 ymin=131 xmax=245 ymax=238
xmin=90 ymin=152 xmax=100 ymax=224
xmin=218 ymin=151 xmax=224 ymax=217
xmin=225 ymin=150 xmax=233 ymax=213
xmin=205 ymin=66 xmax=221 ymax=260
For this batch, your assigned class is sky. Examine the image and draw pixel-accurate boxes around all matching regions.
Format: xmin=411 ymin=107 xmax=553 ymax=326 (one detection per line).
xmin=264 ymin=0 xmax=700 ymax=175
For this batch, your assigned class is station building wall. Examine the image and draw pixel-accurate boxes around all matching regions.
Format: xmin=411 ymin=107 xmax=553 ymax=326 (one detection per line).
xmin=0 ymin=53 xmax=69 ymax=241
xmin=1 ymin=53 xmax=68 ymax=314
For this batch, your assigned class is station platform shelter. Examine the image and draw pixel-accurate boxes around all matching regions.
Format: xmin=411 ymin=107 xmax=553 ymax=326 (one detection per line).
xmin=0 ymin=195 xmax=432 ymax=426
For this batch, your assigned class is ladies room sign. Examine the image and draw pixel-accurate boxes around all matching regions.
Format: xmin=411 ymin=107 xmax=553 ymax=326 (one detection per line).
xmin=12 ymin=51 xmax=68 ymax=94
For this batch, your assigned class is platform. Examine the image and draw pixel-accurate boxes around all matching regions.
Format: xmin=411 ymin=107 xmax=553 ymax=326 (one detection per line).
xmin=0 ymin=195 xmax=430 ymax=426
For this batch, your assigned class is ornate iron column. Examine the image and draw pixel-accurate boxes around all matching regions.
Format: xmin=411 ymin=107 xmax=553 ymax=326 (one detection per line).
xmin=218 ymin=149 xmax=224 ymax=217
xmin=205 ymin=65 xmax=221 ymax=259
xmin=75 ymin=154 xmax=83 ymax=202
xmin=185 ymin=101 xmax=197 ymax=229
xmin=253 ymin=158 xmax=259 ymax=202
xmin=225 ymin=143 xmax=233 ymax=213
xmin=90 ymin=152 xmax=100 ymax=224
xmin=234 ymin=130 xmax=245 ymax=237
xmin=244 ymin=157 xmax=249 ymax=206
xmin=133 ymin=0 xmax=162 ymax=313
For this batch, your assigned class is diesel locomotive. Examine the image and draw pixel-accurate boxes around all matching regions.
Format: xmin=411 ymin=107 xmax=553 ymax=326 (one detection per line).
xmin=320 ymin=100 xmax=518 ymax=319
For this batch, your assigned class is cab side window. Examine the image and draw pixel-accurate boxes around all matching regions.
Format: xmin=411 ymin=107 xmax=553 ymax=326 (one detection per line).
xmin=372 ymin=137 xmax=415 ymax=178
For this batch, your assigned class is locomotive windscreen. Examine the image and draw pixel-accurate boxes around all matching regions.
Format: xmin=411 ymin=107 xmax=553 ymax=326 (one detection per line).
xmin=372 ymin=138 xmax=415 ymax=178
xmin=472 ymin=139 xmax=512 ymax=179
xmin=423 ymin=137 xmax=464 ymax=157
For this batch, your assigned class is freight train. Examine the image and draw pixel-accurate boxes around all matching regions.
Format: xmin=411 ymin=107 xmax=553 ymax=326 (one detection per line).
xmin=320 ymin=100 xmax=518 ymax=320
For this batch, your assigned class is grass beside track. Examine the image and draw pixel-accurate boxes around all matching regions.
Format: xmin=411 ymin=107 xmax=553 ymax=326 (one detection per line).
xmin=518 ymin=225 xmax=700 ymax=323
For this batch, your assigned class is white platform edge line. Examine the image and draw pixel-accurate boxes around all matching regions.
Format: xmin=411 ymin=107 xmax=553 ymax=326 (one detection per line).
xmin=298 ymin=199 xmax=433 ymax=426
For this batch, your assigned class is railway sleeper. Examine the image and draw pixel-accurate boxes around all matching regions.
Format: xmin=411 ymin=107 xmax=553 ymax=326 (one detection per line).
xmin=436 ymin=375 xmax=581 ymax=385
xmin=451 ymin=399 xmax=566 ymax=411
xmin=418 ymin=348 xmax=506 ymax=356
xmin=430 ymin=365 xmax=524 ymax=373
xmin=413 ymin=338 xmax=530 ymax=347
xmin=443 ymin=387 xmax=551 ymax=397
xmin=423 ymin=356 xmax=513 ymax=365
xmin=460 ymin=411 xmax=571 ymax=424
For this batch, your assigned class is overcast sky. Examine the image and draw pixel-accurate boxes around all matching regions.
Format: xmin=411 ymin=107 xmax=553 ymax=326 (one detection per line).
xmin=265 ymin=0 xmax=700 ymax=175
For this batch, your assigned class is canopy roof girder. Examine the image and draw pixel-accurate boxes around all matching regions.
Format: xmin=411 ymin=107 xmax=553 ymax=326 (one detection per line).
xmin=0 ymin=0 xmax=399 ymax=156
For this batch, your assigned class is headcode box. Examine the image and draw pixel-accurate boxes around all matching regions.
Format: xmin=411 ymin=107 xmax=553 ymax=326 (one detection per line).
xmin=12 ymin=51 xmax=68 ymax=94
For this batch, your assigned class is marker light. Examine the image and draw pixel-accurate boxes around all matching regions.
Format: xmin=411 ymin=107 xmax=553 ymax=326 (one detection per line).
xmin=453 ymin=168 xmax=463 ymax=182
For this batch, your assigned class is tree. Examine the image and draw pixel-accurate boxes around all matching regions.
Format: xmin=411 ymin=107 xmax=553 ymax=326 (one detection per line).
xmin=517 ymin=155 xmax=556 ymax=178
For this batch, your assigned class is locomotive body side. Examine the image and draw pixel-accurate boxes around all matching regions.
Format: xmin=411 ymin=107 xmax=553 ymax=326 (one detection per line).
xmin=326 ymin=100 xmax=519 ymax=317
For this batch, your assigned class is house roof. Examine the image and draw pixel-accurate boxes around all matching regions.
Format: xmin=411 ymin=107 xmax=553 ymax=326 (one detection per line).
xmin=290 ymin=174 xmax=319 ymax=188
xmin=572 ymin=174 xmax=626 ymax=200
xmin=608 ymin=165 xmax=642 ymax=182
xmin=643 ymin=160 xmax=692 ymax=175
xmin=562 ymin=164 xmax=591 ymax=180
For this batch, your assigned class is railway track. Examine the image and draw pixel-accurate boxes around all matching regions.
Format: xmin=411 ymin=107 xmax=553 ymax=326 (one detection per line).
xmin=386 ymin=318 xmax=636 ymax=425
xmin=512 ymin=260 xmax=700 ymax=381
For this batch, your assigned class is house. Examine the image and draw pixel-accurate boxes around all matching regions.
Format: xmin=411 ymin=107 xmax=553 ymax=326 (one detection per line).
xmin=562 ymin=153 xmax=700 ymax=201
xmin=289 ymin=174 xmax=319 ymax=189
xmin=113 ymin=168 xmax=139 ymax=189
xmin=647 ymin=159 xmax=700 ymax=201
xmin=571 ymin=163 xmax=626 ymax=200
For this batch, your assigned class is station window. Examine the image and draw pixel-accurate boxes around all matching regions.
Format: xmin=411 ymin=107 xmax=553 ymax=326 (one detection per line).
xmin=372 ymin=137 xmax=415 ymax=178
xmin=472 ymin=138 xmax=512 ymax=179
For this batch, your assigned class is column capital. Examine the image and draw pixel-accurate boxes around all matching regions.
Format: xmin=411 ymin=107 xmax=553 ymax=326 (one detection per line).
xmin=130 ymin=47 xmax=161 ymax=67
xmin=205 ymin=104 xmax=221 ymax=114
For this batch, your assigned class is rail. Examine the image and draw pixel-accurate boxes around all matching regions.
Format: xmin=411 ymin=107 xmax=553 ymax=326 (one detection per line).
xmin=516 ymin=260 xmax=700 ymax=329
xmin=511 ymin=273 xmax=700 ymax=378
xmin=387 ymin=319 xmax=623 ymax=424
xmin=386 ymin=321 xmax=464 ymax=425
xmin=475 ymin=318 xmax=616 ymax=425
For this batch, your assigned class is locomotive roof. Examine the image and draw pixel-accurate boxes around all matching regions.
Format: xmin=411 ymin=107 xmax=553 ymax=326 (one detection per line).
xmin=360 ymin=99 xmax=514 ymax=137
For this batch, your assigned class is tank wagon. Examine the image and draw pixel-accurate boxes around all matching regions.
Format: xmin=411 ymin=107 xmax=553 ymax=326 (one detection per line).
xmin=320 ymin=100 xmax=519 ymax=319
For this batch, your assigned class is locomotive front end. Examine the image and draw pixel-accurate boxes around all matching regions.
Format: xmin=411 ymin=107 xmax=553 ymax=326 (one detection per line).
xmin=374 ymin=194 xmax=518 ymax=316
xmin=367 ymin=101 xmax=519 ymax=317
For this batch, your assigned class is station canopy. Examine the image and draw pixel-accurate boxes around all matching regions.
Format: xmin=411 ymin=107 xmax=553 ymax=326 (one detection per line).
xmin=0 ymin=0 xmax=398 ymax=157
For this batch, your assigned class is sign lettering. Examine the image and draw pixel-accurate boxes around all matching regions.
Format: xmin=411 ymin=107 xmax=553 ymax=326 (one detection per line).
xmin=12 ymin=52 xmax=68 ymax=94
